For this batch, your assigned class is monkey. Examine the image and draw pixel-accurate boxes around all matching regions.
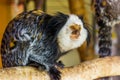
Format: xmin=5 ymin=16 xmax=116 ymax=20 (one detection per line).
xmin=1 ymin=10 xmax=90 ymax=80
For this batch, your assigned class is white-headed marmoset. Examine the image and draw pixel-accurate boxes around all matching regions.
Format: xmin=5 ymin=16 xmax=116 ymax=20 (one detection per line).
xmin=1 ymin=10 xmax=90 ymax=80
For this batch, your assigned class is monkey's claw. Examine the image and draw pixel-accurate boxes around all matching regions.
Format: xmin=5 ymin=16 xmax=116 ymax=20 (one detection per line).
xmin=49 ymin=66 xmax=61 ymax=80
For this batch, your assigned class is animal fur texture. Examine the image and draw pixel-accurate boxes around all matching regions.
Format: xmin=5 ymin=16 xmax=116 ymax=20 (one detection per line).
xmin=95 ymin=0 xmax=112 ymax=57
xmin=1 ymin=10 xmax=90 ymax=80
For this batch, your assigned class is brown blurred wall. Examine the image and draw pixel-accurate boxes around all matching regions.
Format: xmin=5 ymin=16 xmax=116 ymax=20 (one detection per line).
xmin=0 ymin=1 xmax=11 ymax=46
xmin=0 ymin=0 xmax=12 ymax=68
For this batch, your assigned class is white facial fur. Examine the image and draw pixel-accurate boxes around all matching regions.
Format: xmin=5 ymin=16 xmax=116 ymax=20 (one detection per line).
xmin=57 ymin=14 xmax=87 ymax=53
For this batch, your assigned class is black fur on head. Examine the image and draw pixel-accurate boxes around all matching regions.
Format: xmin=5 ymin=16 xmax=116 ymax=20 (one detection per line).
xmin=84 ymin=23 xmax=91 ymax=46
xmin=42 ymin=12 xmax=69 ymax=43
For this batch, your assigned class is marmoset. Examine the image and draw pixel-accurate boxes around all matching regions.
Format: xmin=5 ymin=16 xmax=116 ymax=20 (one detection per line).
xmin=1 ymin=10 xmax=90 ymax=80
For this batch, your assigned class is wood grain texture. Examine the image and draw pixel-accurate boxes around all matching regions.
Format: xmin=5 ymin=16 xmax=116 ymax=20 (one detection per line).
xmin=0 ymin=56 xmax=120 ymax=80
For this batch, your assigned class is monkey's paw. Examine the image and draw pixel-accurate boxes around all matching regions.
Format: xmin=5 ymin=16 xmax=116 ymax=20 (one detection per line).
xmin=55 ymin=61 xmax=64 ymax=68
xmin=49 ymin=66 xmax=61 ymax=80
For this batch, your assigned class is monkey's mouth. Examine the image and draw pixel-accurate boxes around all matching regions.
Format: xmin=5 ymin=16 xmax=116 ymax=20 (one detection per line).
xmin=70 ymin=30 xmax=80 ymax=40
xmin=70 ymin=24 xmax=81 ymax=40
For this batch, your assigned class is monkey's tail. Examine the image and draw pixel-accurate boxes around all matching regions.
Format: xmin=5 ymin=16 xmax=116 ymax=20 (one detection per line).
xmin=95 ymin=0 xmax=112 ymax=57
xmin=98 ymin=24 xmax=112 ymax=57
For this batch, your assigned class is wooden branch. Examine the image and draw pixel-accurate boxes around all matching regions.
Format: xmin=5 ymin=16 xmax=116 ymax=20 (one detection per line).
xmin=0 ymin=56 xmax=120 ymax=80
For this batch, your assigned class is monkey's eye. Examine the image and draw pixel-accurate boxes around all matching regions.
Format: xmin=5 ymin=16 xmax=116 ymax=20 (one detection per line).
xmin=70 ymin=24 xmax=81 ymax=40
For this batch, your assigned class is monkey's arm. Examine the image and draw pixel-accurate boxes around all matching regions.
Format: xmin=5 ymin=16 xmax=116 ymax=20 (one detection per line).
xmin=0 ymin=56 xmax=120 ymax=80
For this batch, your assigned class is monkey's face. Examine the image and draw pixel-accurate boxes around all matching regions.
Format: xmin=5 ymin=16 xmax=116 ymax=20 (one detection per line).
xmin=57 ymin=15 xmax=88 ymax=53
xmin=69 ymin=24 xmax=81 ymax=40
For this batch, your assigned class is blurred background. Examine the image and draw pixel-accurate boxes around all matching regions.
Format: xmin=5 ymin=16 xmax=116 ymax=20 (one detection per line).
xmin=0 ymin=0 xmax=119 ymax=79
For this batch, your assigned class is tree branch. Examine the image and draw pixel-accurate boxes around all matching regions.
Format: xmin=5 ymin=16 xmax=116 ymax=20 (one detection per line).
xmin=0 ymin=56 xmax=120 ymax=80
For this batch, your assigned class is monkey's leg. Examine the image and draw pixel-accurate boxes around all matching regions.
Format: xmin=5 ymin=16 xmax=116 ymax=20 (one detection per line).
xmin=29 ymin=54 xmax=61 ymax=80
xmin=1 ymin=48 xmax=31 ymax=67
